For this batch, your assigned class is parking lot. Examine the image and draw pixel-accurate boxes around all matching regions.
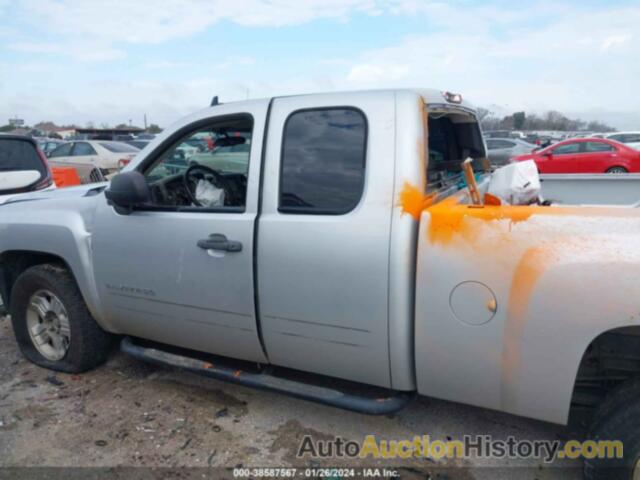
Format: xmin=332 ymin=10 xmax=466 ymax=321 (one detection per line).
xmin=0 ymin=312 xmax=585 ymax=478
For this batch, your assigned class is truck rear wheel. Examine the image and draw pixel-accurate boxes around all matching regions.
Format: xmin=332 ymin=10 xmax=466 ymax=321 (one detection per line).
xmin=584 ymin=378 xmax=640 ymax=480
xmin=10 ymin=264 xmax=114 ymax=373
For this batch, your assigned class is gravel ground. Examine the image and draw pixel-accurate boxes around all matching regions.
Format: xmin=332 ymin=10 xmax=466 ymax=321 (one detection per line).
xmin=0 ymin=313 xmax=585 ymax=479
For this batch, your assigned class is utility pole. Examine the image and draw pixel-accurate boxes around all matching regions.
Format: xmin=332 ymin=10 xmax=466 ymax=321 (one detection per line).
xmin=144 ymin=113 xmax=148 ymax=130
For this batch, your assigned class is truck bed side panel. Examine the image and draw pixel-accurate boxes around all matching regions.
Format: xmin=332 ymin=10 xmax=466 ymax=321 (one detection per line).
xmin=415 ymin=199 xmax=640 ymax=424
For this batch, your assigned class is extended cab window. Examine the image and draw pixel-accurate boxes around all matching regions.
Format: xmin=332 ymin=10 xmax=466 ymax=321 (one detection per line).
xmin=279 ymin=108 xmax=366 ymax=214
xmin=141 ymin=115 xmax=253 ymax=210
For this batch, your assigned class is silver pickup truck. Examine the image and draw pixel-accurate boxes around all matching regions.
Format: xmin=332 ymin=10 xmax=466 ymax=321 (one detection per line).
xmin=1 ymin=89 xmax=639 ymax=478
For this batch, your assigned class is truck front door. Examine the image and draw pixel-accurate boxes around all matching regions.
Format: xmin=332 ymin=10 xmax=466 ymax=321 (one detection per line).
xmin=91 ymin=103 xmax=269 ymax=363
xmin=257 ymin=92 xmax=396 ymax=388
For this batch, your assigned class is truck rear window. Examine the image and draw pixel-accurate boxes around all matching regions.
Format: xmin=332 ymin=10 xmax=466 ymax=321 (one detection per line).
xmin=279 ymin=107 xmax=366 ymax=214
xmin=426 ymin=109 xmax=487 ymax=192
xmin=0 ymin=139 xmax=46 ymax=177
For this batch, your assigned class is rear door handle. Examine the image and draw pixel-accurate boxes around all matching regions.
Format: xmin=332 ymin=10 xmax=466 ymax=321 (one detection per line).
xmin=197 ymin=234 xmax=242 ymax=252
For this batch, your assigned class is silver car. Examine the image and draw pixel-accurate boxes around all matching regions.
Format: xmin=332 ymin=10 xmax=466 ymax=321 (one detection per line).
xmin=485 ymin=137 xmax=535 ymax=165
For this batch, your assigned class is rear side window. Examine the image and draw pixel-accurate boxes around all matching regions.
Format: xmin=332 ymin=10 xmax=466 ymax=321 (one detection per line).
xmin=279 ymin=108 xmax=367 ymax=214
xmin=584 ymin=142 xmax=614 ymax=152
xmin=72 ymin=142 xmax=97 ymax=156
xmin=98 ymin=141 xmax=139 ymax=153
xmin=0 ymin=139 xmax=46 ymax=176
xmin=49 ymin=143 xmax=72 ymax=157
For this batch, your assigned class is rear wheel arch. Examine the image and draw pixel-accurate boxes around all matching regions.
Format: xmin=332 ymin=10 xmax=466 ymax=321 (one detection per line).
xmin=570 ymin=326 xmax=640 ymax=425
xmin=572 ymin=327 xmax=640 ymax=479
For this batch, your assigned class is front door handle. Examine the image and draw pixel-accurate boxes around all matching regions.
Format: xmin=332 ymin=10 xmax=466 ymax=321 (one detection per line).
xmin=197 ymin=234 xmax=242 ymax=252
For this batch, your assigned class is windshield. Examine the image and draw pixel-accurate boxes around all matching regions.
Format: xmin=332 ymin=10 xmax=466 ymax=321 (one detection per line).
xmin=98 ymin=141 xmax=139 ymax=153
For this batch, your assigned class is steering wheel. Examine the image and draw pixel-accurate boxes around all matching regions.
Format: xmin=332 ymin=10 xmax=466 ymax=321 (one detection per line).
xmin=183 ymin=163 xmax=231 ymax=207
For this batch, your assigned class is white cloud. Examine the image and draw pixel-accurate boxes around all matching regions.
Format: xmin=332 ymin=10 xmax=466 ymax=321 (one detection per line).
xmin=339 ymin=3 xmax=640 ymax=116
xmin=8 ymin=40 xmax=124 ymax=62
xmin=2 ymin=1 xmax=640 ymax=129
xmin=600 ymin=34 xmax=633 ymax=51
xmin=347 ymin=63 xmax=410 ymax=83
xmin=18 ymin=0 xmax=386 ymax=45
xmin=143 ymin=60 xmax=191 ymax=70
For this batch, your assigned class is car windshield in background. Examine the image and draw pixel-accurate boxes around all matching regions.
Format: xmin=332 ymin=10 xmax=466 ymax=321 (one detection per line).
xmin=0 ymin=139 xmax=46 ymax=176
xmin=98 ymin=141 xmax=140 ymax=153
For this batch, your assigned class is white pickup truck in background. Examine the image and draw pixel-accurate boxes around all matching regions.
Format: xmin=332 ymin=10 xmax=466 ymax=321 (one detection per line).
xmin=1 ymin=89 xmax=639 ymax=478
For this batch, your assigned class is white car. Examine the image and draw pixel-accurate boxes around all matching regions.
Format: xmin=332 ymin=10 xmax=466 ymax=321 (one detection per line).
xmin=596 ymin=132 xmax=640 ymax=150
xmin=48 ymin=140 xmax=140 ymax=173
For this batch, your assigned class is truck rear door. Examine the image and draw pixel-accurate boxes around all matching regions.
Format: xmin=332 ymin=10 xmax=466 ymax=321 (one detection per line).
xmin=257 ymin=92 xmax=396 ymax=388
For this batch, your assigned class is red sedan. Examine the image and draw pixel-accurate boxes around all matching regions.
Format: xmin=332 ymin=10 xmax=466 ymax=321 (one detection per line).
xmin=513 ymin=138 xmax=640 ymax=174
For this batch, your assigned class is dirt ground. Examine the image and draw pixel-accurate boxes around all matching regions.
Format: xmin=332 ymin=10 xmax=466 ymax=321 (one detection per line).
xmin=0 ymin=313 xmax=584 ymax=479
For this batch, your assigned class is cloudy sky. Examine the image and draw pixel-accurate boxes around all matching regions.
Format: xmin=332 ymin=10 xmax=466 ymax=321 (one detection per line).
xmin=0 ymin=0 xmax=638 ymax=129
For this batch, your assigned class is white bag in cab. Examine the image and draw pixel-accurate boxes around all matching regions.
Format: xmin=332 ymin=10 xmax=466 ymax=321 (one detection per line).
xmin=487 ymin=160 xmax=540 ymax=205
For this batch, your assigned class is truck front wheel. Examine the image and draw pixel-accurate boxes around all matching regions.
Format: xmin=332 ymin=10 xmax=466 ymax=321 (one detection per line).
xmin=584 ymin=378 xmax=640 ymax=479
xmin=10 ymin=264 xmax=114 ymax=373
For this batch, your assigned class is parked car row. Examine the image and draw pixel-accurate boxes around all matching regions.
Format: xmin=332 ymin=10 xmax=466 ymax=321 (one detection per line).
xmin=513 ymin=137 xmax=640 ymax=173
xmin=484 ymin=138 xmax=535 ymax=165
xmin=48 ymin=140 xmax=140 ymax=174
xmin=592 ymin=131 xmax=640 ymax=150
xmin=485 ymin=131 xmax=640 ymax=173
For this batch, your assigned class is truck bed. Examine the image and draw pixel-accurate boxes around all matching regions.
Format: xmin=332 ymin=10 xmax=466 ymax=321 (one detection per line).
xmin=540 ymin=173 xmax=640 ymax=207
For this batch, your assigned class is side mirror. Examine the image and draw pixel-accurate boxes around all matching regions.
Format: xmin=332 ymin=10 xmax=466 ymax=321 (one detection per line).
xmin=105 ymin=171 xmax=150 ymax=214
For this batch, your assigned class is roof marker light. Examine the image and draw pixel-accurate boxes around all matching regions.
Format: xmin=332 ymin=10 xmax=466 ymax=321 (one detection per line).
xmin=443 ymin=91 xmax=463 ymax=104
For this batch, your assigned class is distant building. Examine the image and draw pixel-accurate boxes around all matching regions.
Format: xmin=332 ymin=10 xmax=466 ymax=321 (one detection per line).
xmin=33 ymin=122 xmax=78 ymax=139
xmin=73 ymin=126 xmax=144 ymax=140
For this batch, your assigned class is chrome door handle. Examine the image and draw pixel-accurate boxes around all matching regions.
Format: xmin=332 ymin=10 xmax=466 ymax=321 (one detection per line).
xmin=197 ymin=234 xmax=242 ymax=252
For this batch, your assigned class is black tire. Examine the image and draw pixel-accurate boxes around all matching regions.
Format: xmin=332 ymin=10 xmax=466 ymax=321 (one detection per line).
xmin=584 ymin=378 xmax=640 ymax=479
xmin=10 ymin=264 xmax=114 ymax=373
xmin=606 ymin=166 xmax=628 ymax=174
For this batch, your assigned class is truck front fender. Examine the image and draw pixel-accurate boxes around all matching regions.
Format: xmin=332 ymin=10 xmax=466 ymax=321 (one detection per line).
xmin=0 ymin=199 xmax=116 ymax=333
